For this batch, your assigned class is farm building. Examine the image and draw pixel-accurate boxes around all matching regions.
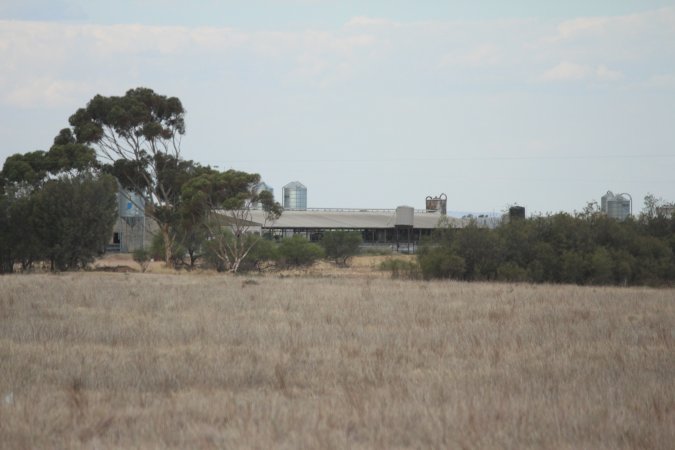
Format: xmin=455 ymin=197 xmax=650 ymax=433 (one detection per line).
xmin=107 ymin=188 xmax=497 ymax=253
xmin=248 ymin=207 xmax=464 ymax=252
xmin=107 ymin=189 xmax=155 ymax=253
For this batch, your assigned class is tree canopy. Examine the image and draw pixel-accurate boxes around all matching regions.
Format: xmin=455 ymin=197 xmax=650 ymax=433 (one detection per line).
xmin=1 ymin=130 xmax=97 ymax=188
xmin=64 ymin=87 xmax=189 ymax=265
xmin=418 ymin=209 xmax=675 ymax=286
xmin=181 ymin=169 xmax=282 ymax=272
xmin=0 ymin=129 xmax=111 ymax=272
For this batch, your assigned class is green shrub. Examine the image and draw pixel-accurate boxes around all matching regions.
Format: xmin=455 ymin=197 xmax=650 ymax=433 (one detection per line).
xmin=277 ymin=236 xmax=324 ymax=268
xmin=132 ymin=248 xmax=151 ymax=273
xmin=417 ymin=248 xmax=466 ymax=280
xmin=379 ymin=258 xmax=420 ymax=279
xmin=236 ymin=238 xmax=278 ymax=272
xmin=496 ymin=262 xmax=528 ymax=282
xmin=319 ymin=231 xmax=362 ymax=266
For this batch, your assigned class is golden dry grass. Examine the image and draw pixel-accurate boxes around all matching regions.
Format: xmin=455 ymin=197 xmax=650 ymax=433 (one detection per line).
xmin=0 ymin=273 xmax=674 ymax=449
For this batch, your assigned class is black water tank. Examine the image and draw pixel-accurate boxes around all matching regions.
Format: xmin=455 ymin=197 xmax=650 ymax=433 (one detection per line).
xmin=509 ymin=206 xmax=525 ymax=220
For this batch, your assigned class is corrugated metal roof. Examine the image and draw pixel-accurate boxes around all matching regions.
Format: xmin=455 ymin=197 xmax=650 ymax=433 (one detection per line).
xmin=249 ymin=209 xmax=463 ymax=229
xmin=282 ymin=181 xmax=306 ymax=189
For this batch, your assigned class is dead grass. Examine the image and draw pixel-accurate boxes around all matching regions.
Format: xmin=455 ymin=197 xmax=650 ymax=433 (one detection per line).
xmin=0 ymin=273 xmax=673 ymax=449
xmin=92 ymin=253 xmax=411 ymax=277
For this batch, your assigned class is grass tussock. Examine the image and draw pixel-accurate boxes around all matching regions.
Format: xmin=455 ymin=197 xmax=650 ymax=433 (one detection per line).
xmin=0 ymin=273 xmax=674 ymax=449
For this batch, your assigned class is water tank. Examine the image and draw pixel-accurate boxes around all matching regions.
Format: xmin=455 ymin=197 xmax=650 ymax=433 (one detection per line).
xmin=395 ymin=206 xmax=414 ymax=227
xmin=425 ymin=193 xmax=447 ymax=215
xmin=118 ymin=189 xmax=145 ymax=217
xmin=282 ymin=181 xmax=307 ymax=210
xmin=509 ymin=206 xmax=525 ymax=220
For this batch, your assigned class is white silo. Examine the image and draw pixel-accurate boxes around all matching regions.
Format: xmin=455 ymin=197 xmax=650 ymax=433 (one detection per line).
xmin=601 ymin=191 xmax=631 ymax=220
xmin=253 ymin=182 xmax=274 ymax=209
xmin=118 ymin=189 xmax=145 ymax=219
xmin=282 ymin=181 xmax=307 ymax=210
xmin=114 ymin=188 xmax=147 ymax=252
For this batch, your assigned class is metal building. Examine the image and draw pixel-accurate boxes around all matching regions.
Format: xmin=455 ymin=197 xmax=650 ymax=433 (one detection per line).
xmin=601 ymin=191 xmax=631 ymax=220
xmin=282 ymin=181 xmax=307 ymax=210
xmin=249 ymin=207 xmax=451 ymax=253
xmin=656 ymin=204 xmax=675 ymax=218
xmin=108 ymin=188 xmax=152 ymax=252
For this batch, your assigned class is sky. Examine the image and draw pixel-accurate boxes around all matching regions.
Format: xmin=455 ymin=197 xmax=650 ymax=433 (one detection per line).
xmin=1 ymin=0 xmax=674 ymax=215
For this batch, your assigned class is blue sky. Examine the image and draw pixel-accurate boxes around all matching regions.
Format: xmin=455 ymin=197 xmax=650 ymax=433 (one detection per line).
xmin=1 ymin=1 xmax=674 ymax=214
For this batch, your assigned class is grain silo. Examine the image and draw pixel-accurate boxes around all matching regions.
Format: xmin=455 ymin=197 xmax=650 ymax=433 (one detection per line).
xmin=253 ymin=182 xmax=274 ymax=209
xmin=119 ymin=190 xmax=145 ymax=219
xmin=601 ymin=191 xmax=631 ymax=220
xmin=254 ymin=181 xmax=274 ymax=197
xmin=110 ymin=189 xmax=147 ymax=252
xmin=282 ymin=181 xmax=307 ymax=210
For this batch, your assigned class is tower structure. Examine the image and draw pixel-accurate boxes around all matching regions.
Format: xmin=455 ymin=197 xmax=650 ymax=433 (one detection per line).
xmin=282 ymin=181 xmax=307 ymax=210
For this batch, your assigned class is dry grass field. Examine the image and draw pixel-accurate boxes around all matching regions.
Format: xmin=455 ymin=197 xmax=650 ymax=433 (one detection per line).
xmin=0 ymin=271 xmax=674 ymax=449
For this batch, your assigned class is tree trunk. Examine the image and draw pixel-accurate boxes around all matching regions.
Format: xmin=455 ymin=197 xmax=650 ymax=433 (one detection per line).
xmin=161 ymin=224 xmax=173 ymax=268
xmin=188 ymin=250 xmax=196 ymax=269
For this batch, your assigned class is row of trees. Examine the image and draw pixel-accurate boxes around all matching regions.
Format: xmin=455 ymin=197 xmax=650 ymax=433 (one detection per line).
xmin=417 ymin=208 xmax=675 ymax=286
xmin=0 ymin=135 xmax=118 ymax=272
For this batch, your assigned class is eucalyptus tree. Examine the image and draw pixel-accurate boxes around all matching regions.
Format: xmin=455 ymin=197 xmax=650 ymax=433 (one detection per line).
xmin=181 ymin=169 xmax=282 ymax=273
xmin=65 ymin=87 xmax=189 ymax=265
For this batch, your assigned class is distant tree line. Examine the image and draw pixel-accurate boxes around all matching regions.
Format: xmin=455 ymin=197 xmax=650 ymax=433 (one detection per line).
xmin=417 ymin=206 xmax=675 ymax=286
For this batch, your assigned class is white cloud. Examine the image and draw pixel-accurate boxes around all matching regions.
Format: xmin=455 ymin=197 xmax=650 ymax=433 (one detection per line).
xmin=556 ymin=7 xmax=675 ymax=41
xmin=557 ymin=16 xmax=612 ymax=40
xmin=542 ymin=62 xmax=623 ymax=82
xmin=0 ymin=6 xmax=672 ymax=109
xmin=644 ymin=73 xmax=675 ymax=89
xmin=4 ymin=77 xmax=93 ymax=108
xmin=535 ymin=7 xmax=675 ymax=67
xmin=542 ymin=62 xmax=590 ymax=81
xmin=595 ymin=65 xmax=623 ymax=82
xmin=440 ymin=44 xmax=503 ymax=68
xmin=345 ymin=16 xmax=398 ymax=28
xmin=0 ymin=20 xmax=383 ymax=106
